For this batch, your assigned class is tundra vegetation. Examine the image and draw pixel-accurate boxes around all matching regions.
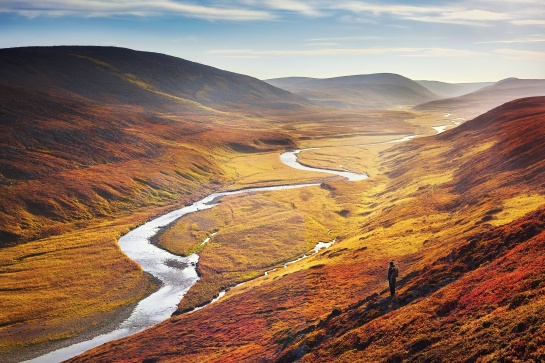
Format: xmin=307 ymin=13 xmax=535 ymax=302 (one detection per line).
xmin=1 ymin=47 xmax=544 ymax=363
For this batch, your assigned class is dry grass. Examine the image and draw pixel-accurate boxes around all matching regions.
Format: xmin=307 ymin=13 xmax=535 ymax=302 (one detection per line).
xmin=0 ymin=214 xmax=157 ymax=356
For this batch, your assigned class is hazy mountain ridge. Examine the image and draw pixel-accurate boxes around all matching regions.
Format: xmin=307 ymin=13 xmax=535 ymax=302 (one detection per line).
xmin=416 ymin=80 xmax=493 ymax=98
xmin=266 ymin=73 xmax=439 ymax=109
xmin=414 ymin=77 xmax=545 ymax=118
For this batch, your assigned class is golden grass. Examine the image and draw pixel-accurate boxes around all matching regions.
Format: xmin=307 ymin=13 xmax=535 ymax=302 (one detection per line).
xmin=60 ymin=98 xmax=545 ymax=363
xmin=160 ymin=185 xmax=342 ymax=312
xmin=490 ymin=194 xmax=545 ymax=227
xmin=10 ymin=97 xmax=545 ymax=362
xmin=0 ymin=213 xmax=159 ymax=354
xmin=219 ymin=151 xmax=328 ymax=189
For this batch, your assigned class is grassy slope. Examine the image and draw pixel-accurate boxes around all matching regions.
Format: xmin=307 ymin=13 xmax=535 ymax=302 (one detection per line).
xmin=68 ymin=97 xmax=545 ymax=362
xmin=0 ymin=46 xmax=311 ymax=111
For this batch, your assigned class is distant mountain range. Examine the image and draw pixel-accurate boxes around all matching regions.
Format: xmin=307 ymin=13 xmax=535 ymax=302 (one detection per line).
xmin=266 ymin=73 xmax=439 ymax=109
xmin=267 ymin=74 xmax=545 ymax=114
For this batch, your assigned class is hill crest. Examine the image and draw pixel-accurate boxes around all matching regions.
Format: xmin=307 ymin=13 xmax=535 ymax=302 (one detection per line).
xmin=266 ymin=73 xmax=438 ymax=109
xmin=0 ymin=46 xmax=311 ymax=111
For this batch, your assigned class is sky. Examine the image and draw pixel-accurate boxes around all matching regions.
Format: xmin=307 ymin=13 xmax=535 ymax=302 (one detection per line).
xmin=1 ymin=0 xmax=544 ymax=82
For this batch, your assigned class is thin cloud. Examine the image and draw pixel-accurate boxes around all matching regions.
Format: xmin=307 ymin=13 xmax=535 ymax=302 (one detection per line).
xmin=308 ymin=36 xmax=385 ymax=42
xmin=477 ymin=35 xmax=545 ymax=44
xmin=0 ymin=0 xmax=275 ymax=21
xmin=494 ymin=48 xmax=545 ymax=61
xmin=209 ymin=47 xmax=483 ymax=57
xmin=331 ymin=2 xmax=511 ymax=26
xmin=240 ymin=0 xmax=322 ymax=17
xmin=407 ymin=9 xmax=511 ymax=26
xmin=3 ymin=0 xmax=541 ymax=27
xmin=209 ymin=48 xmax=403 ymax=56
xmin=306 ymin=42 xmax=341 ymax=47
xmin=400 ymin=48 xmax=485 ymax=57
xmin=511 ymin=20 xmax=545 ymax=27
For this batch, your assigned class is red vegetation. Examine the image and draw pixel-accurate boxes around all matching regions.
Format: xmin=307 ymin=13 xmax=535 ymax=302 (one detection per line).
xmin=3 ymin=46 xmax=545 ymax=362
xmin=299 ymin=207 xmax=545 ymax=363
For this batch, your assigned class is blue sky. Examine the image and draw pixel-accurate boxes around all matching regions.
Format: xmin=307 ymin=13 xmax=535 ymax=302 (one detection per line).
xmin=1 ymin=0 xmax=544 ymax=82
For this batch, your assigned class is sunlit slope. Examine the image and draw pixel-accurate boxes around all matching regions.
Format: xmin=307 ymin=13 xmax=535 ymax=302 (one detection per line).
xmin=0 ymin=84 xmax=294 ymax=244
xmin=0 ymin=79 xmax=296 ymax=361
xmin=0 ymin=46 xmax=304 ymax=361
xmin=0 ymin=46 xmax=314 ymax=244
xmin=0 ymin=46 xmax=311 ymax=111
xmin=296 ymin=95 xmax=545 ymax=362
xmin=69 ymin=97 xmax=545 ymax=362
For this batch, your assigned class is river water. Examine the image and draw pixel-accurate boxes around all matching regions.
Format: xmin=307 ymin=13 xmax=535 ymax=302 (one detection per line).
xmin=280 ymin=149 xmax=368 ymax=181
xmin=22 ymin=150 xmax=367 ymax=363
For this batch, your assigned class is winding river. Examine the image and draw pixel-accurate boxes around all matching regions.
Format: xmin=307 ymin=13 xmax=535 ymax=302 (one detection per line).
xmin=22 ymin=125 xmax=457 ymax=363
xmin=23 ymin=149 xmax=367 ymax=363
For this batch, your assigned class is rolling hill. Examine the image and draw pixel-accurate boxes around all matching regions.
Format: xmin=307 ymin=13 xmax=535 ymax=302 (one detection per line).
xmin=3 ymin=45 xmax=543 ymax=363
xmin=0 ymin=46 xmax=316 ymax=244
xmin=415 ymin=77 xmax=545 ymax=118
xmin=265 ymin=73 xmax=439 ymax=109
xmin=0 ymin=46 xmax=311 ymax=111
xmin=67 ymin=98 xmax=545 ymax=362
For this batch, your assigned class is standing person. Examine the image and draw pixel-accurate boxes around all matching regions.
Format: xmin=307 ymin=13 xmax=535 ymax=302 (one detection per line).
xmin=388 ymin=261 xmax=399 ymax=296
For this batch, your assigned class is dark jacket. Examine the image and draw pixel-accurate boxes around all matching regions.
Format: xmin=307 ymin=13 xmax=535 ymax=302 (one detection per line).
xmin=388 ymin=265 xmax=399 ymax=281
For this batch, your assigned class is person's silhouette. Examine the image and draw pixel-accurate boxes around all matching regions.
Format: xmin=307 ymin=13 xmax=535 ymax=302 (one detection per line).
xmin=388 ymin=261 xmax=399 ymax=296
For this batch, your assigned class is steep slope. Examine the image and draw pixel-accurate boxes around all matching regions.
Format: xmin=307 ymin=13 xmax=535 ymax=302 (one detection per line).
xmin=0 ymin=46 xmax=311 ymax=111
xmin=68 ymin=98 xmax=545 ymax=362
xmin=266 ymin=73 xmax=439 ymax=109
xmin=415 ymin=77 xmax=545 ymax=118
xmin=416 ymin=80 xmax=492 ymax=98
xmin=0 ymin=47 xmax=306 ymax=361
